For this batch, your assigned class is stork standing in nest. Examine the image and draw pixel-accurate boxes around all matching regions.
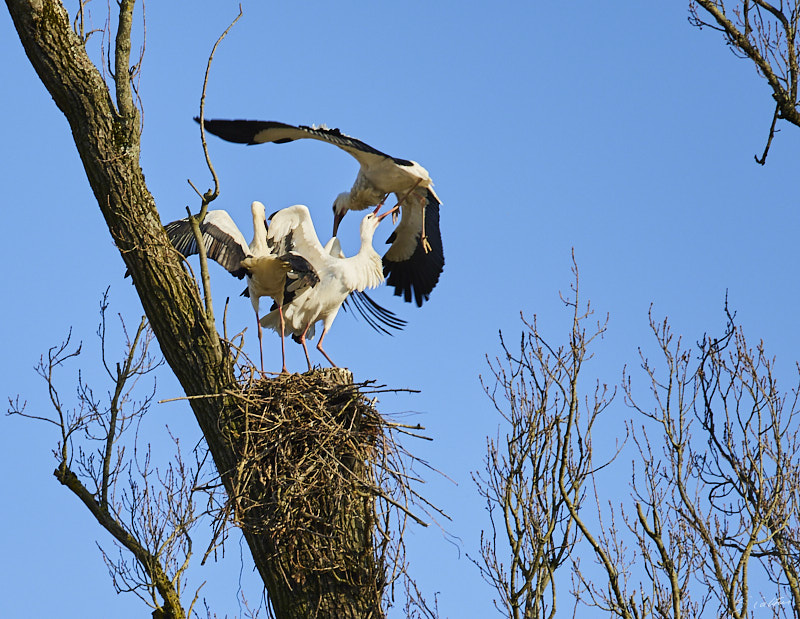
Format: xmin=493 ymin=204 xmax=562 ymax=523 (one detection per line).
xmin=261 ymin=203 xmax=399 ymax=370
xmin=165 ymin=200 xmax=318 ymax=373
xmin=195 ymin=118 xmax=444 ymax=307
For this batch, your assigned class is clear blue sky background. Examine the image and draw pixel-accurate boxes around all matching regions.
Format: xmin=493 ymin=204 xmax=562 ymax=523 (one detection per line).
xmin=3 ymin=2 xmax=800 ymax=617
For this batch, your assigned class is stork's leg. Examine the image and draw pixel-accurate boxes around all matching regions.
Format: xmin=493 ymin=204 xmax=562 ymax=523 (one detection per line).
xmin=316 ymin=327 xmax=337 ymax=368
xmin=300 ymin=322 xmax=313 ymax=372
xmin=392 ymin=180 xmax=431 ymax=252
xmin=391 ymin=178 xmax=423 ymax=224
xmin=421 ymin=200 xmax=431 ymax=253
xmin=278 ymin=305 xmax=288 ymax=374
xmin=256 ymin=312 xmax=265 ymax=373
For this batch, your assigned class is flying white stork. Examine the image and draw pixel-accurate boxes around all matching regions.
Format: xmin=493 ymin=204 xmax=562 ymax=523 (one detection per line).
xmin=164 ymin=200 xmax=318 ymax=373
xmin=259 ymin=203 xmax=398 ymax=370
xmin=195 ymin=118 xmax=444 ymax=307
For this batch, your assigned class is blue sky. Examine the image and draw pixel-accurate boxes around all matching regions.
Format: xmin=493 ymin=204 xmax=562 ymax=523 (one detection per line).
xmin=3 ymin=2 xmax=800 ymax=617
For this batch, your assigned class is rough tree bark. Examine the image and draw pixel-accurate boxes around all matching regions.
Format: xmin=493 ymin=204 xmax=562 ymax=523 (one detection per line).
xmin=4 ymin=1 xmax=384 ymax=616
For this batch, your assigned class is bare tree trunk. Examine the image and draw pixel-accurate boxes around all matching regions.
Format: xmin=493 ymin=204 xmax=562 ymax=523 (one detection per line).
xmin=228 ymin=369 xmax=386 ymax=618
xmin=4 ymin=1 xmax=385 ymax=616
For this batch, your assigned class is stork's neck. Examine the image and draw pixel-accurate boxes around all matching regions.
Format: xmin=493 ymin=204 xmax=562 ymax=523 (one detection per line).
xmin=342 ymin=224 xmax=383 ymax=290
xmin=250 ymin=207 xmax=268 ymax=254
xmin=358 ymin=226 xmax=379 ymax=257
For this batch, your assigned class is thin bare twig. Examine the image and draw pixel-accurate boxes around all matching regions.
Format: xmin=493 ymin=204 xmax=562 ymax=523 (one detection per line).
xmin=187 ymin=5 xmax=244 ymax=325
xmin=755 ymin=103 xmax=781 ymax=164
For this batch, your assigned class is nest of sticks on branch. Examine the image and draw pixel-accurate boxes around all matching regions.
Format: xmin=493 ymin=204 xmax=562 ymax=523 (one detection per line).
xmin=218 ymin=367 xmax=429 ymax=596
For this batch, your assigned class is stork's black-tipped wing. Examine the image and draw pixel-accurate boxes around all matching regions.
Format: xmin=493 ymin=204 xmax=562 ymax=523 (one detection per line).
xmin=383 ymin=190 xmax=444 ymax=307
xmin=195 ymin=118 xmax=414 ymax=168
xmin=196 ymin=118 xmax=444 ymax=306
xmin=164 ymin=210 xmax=250 ymax=278
xmin=279 ymin=252 xmax=319 ymax=301
xmin=342 ymin=291 xmax=408 ymax=335
xmin=266 ymin=225 xmax=294 ymax=259
xmin=262 ymin=252 xmax=320 ymax=308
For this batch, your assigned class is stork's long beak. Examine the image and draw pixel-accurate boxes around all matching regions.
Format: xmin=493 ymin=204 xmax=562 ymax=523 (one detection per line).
xmin=333 ymin=210 xmax=345 ymax=237
xmin=377 ymin=204 xmax=400 ymax=222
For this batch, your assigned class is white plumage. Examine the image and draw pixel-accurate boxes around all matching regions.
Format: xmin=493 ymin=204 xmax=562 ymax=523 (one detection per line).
xmin=165 ymin=201 xmax=318 ymax=373
xmin=260 ymin=203 xmax=396 ymax=370
xmin=196 ymin=118 xmax=444 ymax=307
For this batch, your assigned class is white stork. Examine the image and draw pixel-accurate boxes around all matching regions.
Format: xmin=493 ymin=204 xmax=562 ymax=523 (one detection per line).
xmin=259 ymin=203 xmax=398 ymax=370
xmin=322 ymin=237 xmax=407 ymax=335
xmin=164 ymin=200 xmax=318 ymax=373
xmin=195 ymin=118 xmax=444 ymax=307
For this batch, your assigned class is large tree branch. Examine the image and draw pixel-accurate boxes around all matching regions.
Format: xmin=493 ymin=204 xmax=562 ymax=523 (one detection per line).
xmin=693 ymin=1 xmax=800 ymax=128
xmin=55 ymin=463 xmax=186 ymax=618
xmin=3 ymin=0 xmax=253 ymax=592
xmin=4 ymin=0 xmax=235 ymax=457
xmin=114 ymin=0 xmax=137 ymax=119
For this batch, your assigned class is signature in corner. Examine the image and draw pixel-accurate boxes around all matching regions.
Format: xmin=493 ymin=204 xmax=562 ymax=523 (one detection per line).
xmin=752 ymin=594 xmax=791 ymax=610
xmin=723 ymin=594 xmax=793 ymax=615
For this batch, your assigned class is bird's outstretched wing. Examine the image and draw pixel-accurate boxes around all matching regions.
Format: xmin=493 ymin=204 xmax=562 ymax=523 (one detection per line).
xmin=319 ymin=236 xmax=407 ymax=334
xmin=266 ymin=205 xmax=330 ymax=272
xmin=196 ymin=118 xmax=415 ymax=170
xmin=383 ymin=189 xmax=444 ymax=306
xmin=280 ymin=252 xmax=319 ymax=300
xmin=164 ymin=210 xmax=250 ymax=278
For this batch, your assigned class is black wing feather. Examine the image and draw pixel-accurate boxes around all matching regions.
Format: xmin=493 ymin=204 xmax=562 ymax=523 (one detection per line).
xmin=279 ymin=252 xmax=319 ymax=295
xmin=342 ymin=291 xmax=408 ymax=335
xmin=383 ymin=191 xmax=444 ymax=307
xmin=195 ymin=118 xmax=414 ymax=167
xmin=266 ymin=252 xmax=320 ymax=309
xmin=164 ymin=217 xmax=248 ymax=278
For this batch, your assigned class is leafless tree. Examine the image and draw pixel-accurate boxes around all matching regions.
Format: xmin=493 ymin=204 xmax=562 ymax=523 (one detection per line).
xmin=9 ymin=292 xmax=213 ymax=618
xmin=474 ymin=261 xmax=618 ymax=618
xmin=689 ymin=308 xmax=800 ymax=616
xmin=480 ymin=272 xmax=800 ymax=618
xmin=597 ymin=305 xmax=800 ymax=619
xmin=689 ymin=0 xmax=800 ymax=162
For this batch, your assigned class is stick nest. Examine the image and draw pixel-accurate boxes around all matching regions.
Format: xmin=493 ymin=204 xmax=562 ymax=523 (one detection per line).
xmin=222 ymin=368 xmax=392 ymax=590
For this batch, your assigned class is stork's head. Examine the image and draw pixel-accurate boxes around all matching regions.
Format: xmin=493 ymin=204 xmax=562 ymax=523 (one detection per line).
xmin=332 ymin=192 xmax=351 ymax=236
xmin=359 ymin=204 xmax=398 ymax=239
xmin=251 ymin=200 xmax=267 ymax=221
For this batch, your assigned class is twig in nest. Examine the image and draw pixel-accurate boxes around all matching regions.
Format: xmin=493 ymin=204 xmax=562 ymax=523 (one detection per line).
xmin=213 ymin=368 xmax=445 ymax=596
